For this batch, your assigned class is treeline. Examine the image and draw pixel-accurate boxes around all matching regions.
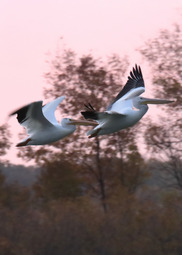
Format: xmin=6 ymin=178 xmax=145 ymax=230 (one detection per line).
xmin=0 ymin=158 xmax=182 ymax=254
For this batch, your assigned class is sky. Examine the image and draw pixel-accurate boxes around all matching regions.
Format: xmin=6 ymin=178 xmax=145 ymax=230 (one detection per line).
xmin=0 ymin=0 xmax=182 ymax=164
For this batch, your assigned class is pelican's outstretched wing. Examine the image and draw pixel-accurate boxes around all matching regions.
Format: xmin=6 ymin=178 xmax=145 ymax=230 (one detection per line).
xmin=42 ymin=96 xmax=65 ymax=125
xmin=10 ymin=101 xmax=53 ymax=135
xmin=107 ymin=65 xmax=145 ymax=110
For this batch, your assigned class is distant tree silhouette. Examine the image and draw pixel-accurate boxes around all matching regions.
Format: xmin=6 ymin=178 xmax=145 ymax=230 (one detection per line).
xmin=33 ymin=159 xmax=82 ymax=203
xmin=139 ymin=24 xmax=182 ymax=190
xmin=0 ymin=124 xmax=11 ymax=160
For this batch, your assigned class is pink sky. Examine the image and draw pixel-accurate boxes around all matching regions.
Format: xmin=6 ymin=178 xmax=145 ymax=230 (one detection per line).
xmin=0 ymin=0 xmax=181 ymax=164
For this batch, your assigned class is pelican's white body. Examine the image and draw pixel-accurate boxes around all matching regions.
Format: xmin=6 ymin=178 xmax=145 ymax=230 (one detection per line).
xmin=88 ymin=96 xmax=148 ymax=136
xmin=23 ymin=120 xmax=76 ymax=146
xmin=82 ymin=65 xmax=173 ymax=138
xmin=11 ymin=96 xmax=76 ymax=146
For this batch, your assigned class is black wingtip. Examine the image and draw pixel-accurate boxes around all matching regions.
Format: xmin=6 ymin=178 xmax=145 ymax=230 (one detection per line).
xmin=10 ymin=105 xmax=30 ymax=124
xmin=84 ymin=103 xmax=96 ymax=112
xmin=129 ymin=64 xmax=143 ymax=81
xmin=81 ymin=103 xmax=99 ymax=120
xmin=81 ymin=111 xmax=98 ymax=120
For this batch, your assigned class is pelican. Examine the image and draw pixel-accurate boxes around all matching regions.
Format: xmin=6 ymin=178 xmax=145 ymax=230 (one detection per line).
xmin=10 ymin=96 xmax=97 ymax=146
xmin=81 ymin=65 xmax=174 ymax=138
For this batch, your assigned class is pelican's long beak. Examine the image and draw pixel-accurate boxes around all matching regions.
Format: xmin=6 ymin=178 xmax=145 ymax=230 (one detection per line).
xmin=68 ymin=119 xmax=98 ymax=126
xmin=141 ymin=97 xmax=174 ymax=105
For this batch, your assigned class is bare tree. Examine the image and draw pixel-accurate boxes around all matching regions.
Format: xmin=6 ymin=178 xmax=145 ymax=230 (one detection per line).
xmin=139 ymin=24 xmax=182 ymax=190
xmin=0 ymin=123 xmax=11 ymax=163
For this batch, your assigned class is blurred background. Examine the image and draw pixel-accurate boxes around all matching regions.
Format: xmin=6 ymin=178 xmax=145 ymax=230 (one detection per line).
xmin=0 ymin=0 xmax=182 ymax=254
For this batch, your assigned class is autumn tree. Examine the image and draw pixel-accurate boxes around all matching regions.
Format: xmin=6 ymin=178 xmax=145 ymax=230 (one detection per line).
xmin=139 ymin=24 xmax=182 ymax=190
xmin=17 ymin=48 xmax=146 ymax=210
xmin=0 ymin=123 xmax=11 ymax=192
xmin=33 ymin=158 xmax=82 ymax=204
xmin=0 ymin=123 xmax=11 ymax=161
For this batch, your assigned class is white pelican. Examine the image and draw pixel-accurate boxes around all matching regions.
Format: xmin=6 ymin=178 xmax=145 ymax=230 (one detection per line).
xmin=10 ymin=96 xmax=97 ymax=146
xmin=81 ymin=65 xmax=174 ymax=138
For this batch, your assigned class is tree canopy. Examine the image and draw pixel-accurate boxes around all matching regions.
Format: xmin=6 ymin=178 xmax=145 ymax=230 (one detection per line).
xmin=139 ymin=24 xmax=182 ymax=190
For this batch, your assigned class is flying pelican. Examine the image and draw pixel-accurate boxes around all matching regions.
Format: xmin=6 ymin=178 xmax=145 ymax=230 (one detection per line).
xmin=81 ymin=65 xmax=174 ymax=138
xmin=10 ymin=96 xmax=97 ymax=146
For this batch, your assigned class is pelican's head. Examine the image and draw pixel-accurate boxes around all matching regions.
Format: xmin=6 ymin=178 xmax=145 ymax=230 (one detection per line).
xmin=61 ymin=118 xmax=77 ymax=132
xmin=132 ymin=97 xmax=174 ymax=112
